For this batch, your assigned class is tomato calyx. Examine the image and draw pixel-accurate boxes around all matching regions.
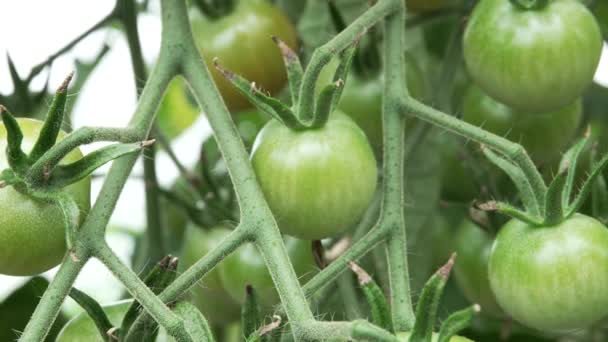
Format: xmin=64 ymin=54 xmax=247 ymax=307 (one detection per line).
xmin=213 ymin=32 xmax=360 ymax=132
xmin=477 ymin=131 xmax=608 ymax=228
xmin=509 ymin=0 xmax=548 ymax=10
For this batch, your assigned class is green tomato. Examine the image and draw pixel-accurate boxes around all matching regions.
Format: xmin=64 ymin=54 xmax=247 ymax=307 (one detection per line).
xmin=157 ymin=77 xmax=200 ymax=140
xmin=191 ymin=0 xmax=297 ymax=112
xmin=178 ymin=224 xmax=241 ymax=324
xmin=219 ymin=236 xmax=317 ymax=307
xmin=0 ymin=118 xmax=91 ymax=276
xmin=396 ymin=331 xmax=472 ymax=341
xmin=251 ymin=111 xmax=377 ymax=240
xmin=462 ymin=84 xmax=582 ymax=164
xmin=463 ymin=0 xmax=602 ymax=112
xmin=489 ymin=214 xmax=608 ymax=332
xmin=56 ymin=300 xmax=131 ymax=342
xmin=453 ymin=219 xmax=504 ymax=318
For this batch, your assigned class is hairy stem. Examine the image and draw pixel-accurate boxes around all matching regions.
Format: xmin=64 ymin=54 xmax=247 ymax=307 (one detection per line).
xmin=382 ymin=1 xmax=415 ymax=330
xmin=19 ymin=245 xmax=90 ymax=341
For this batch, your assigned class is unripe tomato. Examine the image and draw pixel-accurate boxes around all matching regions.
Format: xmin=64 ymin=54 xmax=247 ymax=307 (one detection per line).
xmin=489 ymin=214 xmax=608 ymax=332
xmin=396 ymin=331 xmax=472 ymax=341
xmin=463 ymin=0 xmax=602 ymax=112
xmin=56 ymin=300 xmax=131 ymax=342
xmin=191 ymin=0 xmax=297 ymax=112
xmin=218 ymin=237 xmax=317 ymax=307
xmin=251 ymin=111 xmax=377 ymax=240
xmin=0 ymin=119 xmax=91 ymax=276
xmin=178 ymin=224 xmax=241 ymax=324
xmin=157 ymin=77 xmax=200 ymax=140
xmin=462 ymin=85 xmax=582 ymax=164
xmin=454 ymin=219 xmax=504 ymax=318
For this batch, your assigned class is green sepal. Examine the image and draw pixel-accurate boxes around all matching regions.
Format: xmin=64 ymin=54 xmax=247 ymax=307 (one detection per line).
xmin=0 ymin=106 xmax=28 ymax=173
xmin=212 ymin=58 xmax=304 ymax=130
xmin=348 ymin=261 xmax=393 ymax=333
xmin=311 ymin=81 xmax=342 ymax=129
xmin=409 ymin=254 xmax=456 ymax=342
xmin=509 ymin=0 xmax=549 ymax=10
xmin=121 ymin=255 xmax=179 ymax=341
xmin=68 ymin=287 xmax=116 ymax=341
xmin=28 ymin=73 xmax=72 ymax=162
xmin=567 ymin=152 xmax=608 ymax=217
xmin=242 ymin=285 xmax=263 ymax=339
xmin=481 ymin=146 xmax=540 ymax=216
xmin=477 ymin=201 xmax=542 ymax=226
xmin=543 ymin=171 xmax=568 ymax=225
xmin=559 ymin=135 xmax=590 ymax=210
xmin=45 ymin=141 xmax=149 ymax=189
xmin=437 ymin=304 xmax=480 ymax=342
xmin=0 ymin=168 xmax=21 ymax=187
xmin=272 ymin=36 xmax=303 ymax=107
xmin=328 ymin=42 xmax=358 ymax=112
xmin=172 ymin=301 xmax=214 ymax=342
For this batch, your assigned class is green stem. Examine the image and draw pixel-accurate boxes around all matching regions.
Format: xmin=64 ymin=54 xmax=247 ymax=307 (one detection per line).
xmin=118 ymin=0 xmax=148 ymax=96
xmin=19 ymin=245 xmax=90 ymax=341
xmin=92 ymin=242 xmax=193 ymax=342
xmin=296 ymin=0 xmax=401 ymax=122
xmin=127 ymin=226 xmax=249 ymax=336
xmin=382 ymin=1 xmax=415 ymax=331
xmin=400 ymin=97 xmax=547 ymax=206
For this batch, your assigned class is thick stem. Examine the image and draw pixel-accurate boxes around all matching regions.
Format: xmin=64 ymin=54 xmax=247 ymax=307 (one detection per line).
xmin=382 ymin=2 xmax=415 ymax=330
xmin=93 ymin=242 xmax=193 ymax=341
xmin=19 ymin=245 xmax=90 ymax=341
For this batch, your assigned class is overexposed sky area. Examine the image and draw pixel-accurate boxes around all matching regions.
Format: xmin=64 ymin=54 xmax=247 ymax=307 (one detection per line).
xmin=0 ymin=0 xmax=607 ymax=317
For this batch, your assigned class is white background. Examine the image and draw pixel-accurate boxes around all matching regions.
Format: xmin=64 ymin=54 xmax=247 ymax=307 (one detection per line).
xmin=0 ymin=0 xmax=607 ymax=317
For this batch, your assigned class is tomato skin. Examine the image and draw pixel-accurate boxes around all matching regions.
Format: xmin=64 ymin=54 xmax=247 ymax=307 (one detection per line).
xmin=56 ymin=300 xmax=131 ymax=342
xmin=463 ymin=0 xmax=602 ymax=112
xmin=191 ymin=0 xmax=297 ymax=112
xmin=462 ymin=85 xmax=582 ymax=164
xmin=178 ymin=224 xmax=241 ymax=324
xmin=396 ymin=331 xmax=472 ymax=341
xmin=453 ymin=219 xmax=504 ymax=318
xmin=218 ymin=237 xmax=317 ymax=307
xmin=157 ymin=77 xmax=200 ymax=140
xmin=489 ymin=214 xmax=608 ymax=332
xmin=0 ymin=119 xmax=91 ymax=276
xmin=251 ymin=111 xmax=377 ymax=240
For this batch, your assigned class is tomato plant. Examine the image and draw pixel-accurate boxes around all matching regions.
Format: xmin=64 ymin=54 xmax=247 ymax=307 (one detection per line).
xmin=453 ymin=219 xmax=504 ymax=318
xmin=251 ymin=111 xmax=377 ymax=240
xmin=462 ymin=85 xmax=582 ymax=164
xmin=191 ymin=0 xmax=297 ymax=112
xmin=463 ymin=0 xmax=602 ymax=112
xmin=178 ymin=224 xmax=241 ymax=324
xmin=218 ymin=236 xmax=317 ymax=307
xmin=488 ymin=214 xmax=608 ymax=332
xmin=0 ymin=118 xmax=91 ymax=276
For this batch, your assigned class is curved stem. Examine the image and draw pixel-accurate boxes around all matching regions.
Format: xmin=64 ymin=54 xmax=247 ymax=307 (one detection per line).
xmin=19 ymin=245 xmax=90 ymax=341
